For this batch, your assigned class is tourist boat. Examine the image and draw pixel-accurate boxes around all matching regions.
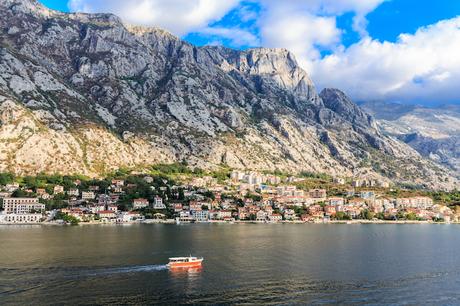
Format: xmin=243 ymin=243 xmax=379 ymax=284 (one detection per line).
xmin=167 ymin=256 xmax=204 ymax=269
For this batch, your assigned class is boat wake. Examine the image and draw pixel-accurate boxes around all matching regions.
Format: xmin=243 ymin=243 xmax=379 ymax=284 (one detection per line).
xmin=84 ymin=264 xmax=169 ymax=277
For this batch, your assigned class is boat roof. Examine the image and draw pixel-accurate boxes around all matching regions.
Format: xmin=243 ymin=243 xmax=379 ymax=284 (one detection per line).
xmin=169 ymin=256 xmax=200 ymax=260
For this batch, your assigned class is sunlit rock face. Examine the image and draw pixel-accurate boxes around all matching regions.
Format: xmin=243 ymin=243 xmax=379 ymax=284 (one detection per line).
xmin=0 ymin=0 xmax=457 ymax=189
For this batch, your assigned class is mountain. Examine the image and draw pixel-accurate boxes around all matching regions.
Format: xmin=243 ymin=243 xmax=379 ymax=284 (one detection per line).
xmin=361 ymin=101 xmax=460 ymax=178
xmin=0 ymin=0 xmax=457 ymax=189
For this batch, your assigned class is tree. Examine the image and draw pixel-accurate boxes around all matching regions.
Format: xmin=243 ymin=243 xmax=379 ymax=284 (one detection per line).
xmin=361 ymin=209 xmax=375 ymax=220
xmin=12 ymin=189 xmax=34 ymax=198
xmin=178 ymin=188 xmax=185 ymax=200
xmin=397 ymin=211 xmax=406 ymax=220
xmin=202 ymin=191 xmax=215 ymax=200
xmin=0 ymin=172 xmax=14 ymax=185
xmin=54 ymin=212 xmax=79 ymax=225
xmin=293 ymin=206 xmax=306 ymax=215
xmin=335 ymin=211 xmax=351 ymax=220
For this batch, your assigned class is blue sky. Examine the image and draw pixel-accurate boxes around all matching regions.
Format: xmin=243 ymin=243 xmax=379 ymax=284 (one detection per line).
xmin=39 ymin=0 xmax=460 ymax=105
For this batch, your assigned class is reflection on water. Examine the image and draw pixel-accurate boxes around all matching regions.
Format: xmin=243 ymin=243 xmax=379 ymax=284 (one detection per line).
xmin=169 ymin=266 xmax=203 ymax=279
xmin=1 ymin=224 xmax=460 ymax=304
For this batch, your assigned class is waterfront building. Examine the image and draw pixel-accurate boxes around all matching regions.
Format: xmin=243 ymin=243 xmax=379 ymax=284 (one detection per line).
xmin=256 ymin=210 xmax=267 ymax=221
xmin=179 ymin=211 xmax=193 ymax=222
xmin=2 ymin=198 xmax=44 ymax=214
xmin=192 ymin=210 xmax=209 ymax=222
xmin=217 ymin=210 xmax=232 ymax=219
xmin=283 ymin=209 xmax=296 ymax=220
xmin=97 ymin=210 xmax=117 ymax=221
xmin=238 ymin=207 xmax=249 ymax=220
xmin=269 ymin=213 xmax=282 ymax=222
xmin=120 ymin=211 xmax=144 ymax=222
xmin=2 ymin=213 xmax=43 ymax=223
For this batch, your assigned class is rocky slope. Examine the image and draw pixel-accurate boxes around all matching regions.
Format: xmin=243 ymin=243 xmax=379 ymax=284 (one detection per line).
xmin=0 ymin=0 xmax=457 ymax=189
xmin=361 ymin=101 xmax=460 ymax=177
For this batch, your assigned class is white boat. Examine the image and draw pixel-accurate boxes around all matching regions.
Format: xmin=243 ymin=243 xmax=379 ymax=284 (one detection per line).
xmin=167 ymin=256 xmax=204 ymax=268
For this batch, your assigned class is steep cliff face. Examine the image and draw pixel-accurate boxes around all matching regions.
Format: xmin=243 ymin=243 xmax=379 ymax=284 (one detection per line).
xmin=0 ymin=0 xmax=457 ymax=189
xmin=361 ymin=101 xmax=460 ymax=177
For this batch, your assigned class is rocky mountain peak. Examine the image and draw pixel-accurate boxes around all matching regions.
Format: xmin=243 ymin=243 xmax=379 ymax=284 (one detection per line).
xmin=230 ymin=48 xmax=319 ymax=102
xmin=320 ymin=88 xmax=375 ymax=128
xmin=0 ymin=0 xmax=457 ymax=189
xmin=2 ymin=0 xmax=53 ymax=16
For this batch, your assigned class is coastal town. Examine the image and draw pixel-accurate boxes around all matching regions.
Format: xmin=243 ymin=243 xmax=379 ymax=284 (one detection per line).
xmin=0 ymin=167 xmax=459 ymax=225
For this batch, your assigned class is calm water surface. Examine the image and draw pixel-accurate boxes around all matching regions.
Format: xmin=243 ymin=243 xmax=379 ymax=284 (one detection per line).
xmin=1 ymin=224 xmax=460 ymax=305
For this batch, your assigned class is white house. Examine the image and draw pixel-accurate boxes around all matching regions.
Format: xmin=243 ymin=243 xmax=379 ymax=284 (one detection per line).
xmin=133 ymin=198 xmax=149 ymax=209
xmin=68 ymin=188 xmax=79 ymax=197
xmin=81 ymin=191 xmax=96 ymax=201
xmin=53 ymin=185 xmax=64 ymax=194
xmin=120 ymin=211 xmax=144 ymax=222
xmin=153 ymin=196 xmax=166 ymax=209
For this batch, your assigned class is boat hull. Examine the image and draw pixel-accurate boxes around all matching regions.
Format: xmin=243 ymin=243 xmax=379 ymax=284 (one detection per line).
xmin=168 ymin=259 xmax=203 ymax=269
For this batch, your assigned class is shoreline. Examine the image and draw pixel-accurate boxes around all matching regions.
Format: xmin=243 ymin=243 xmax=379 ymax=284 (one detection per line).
xmin=0 ymin=220 xmax=457 ymax=226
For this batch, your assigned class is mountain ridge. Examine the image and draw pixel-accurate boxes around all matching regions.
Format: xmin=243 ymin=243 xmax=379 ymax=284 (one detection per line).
xmin=0 ymin=0 xmax=457 ymax=190
xmin=361 ymin=101 xmax=460 ymax=177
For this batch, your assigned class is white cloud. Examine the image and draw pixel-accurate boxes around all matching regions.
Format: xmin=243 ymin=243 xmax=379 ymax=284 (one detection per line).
xmin=259 ymin=12 xmax=340 ymax=72
xmin=68 ymin=0 xmax=240 ymax=36
xmin=198 ymin=27 xmax=260 ymax=47
xmin=311 ymin=17 xmax=460 ymax=103
xmin=258 ymin=0 xmax=386 ymax=38
xmin=255 ymin=0 xmax=386 ymax=72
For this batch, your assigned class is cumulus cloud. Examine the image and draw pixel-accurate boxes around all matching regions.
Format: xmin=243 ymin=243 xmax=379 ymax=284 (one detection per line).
xmin=68 ymin=0 xmax=240 ymax=36
xmin=197 ymin=26 xmax=259 ymax=47
xmin=311 ymin=17 xmax=460 ymax=103
xmin=258 ymin=0 xmax=385 ymax=38
xmin=254 ymin=0 xmax=386 ymax=73
xmin=259 ymin=11 xmax=340 ymax=72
